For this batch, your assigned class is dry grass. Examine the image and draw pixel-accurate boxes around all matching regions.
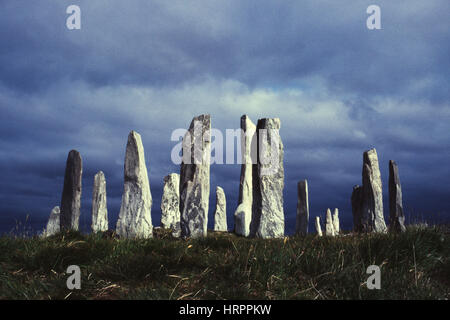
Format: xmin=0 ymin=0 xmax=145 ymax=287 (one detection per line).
xmin=0 ymin=225 xmax=448 ymax=300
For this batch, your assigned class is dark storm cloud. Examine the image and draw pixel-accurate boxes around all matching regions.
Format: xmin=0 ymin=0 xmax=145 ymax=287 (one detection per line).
xmin=1 ymin=1 xmax=449 ymax=100
xmin=0 ymin=1 xmax=449 ymax=234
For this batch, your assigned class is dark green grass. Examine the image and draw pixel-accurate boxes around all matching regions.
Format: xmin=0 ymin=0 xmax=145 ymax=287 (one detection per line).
xmin=0 ymin=225 xmax=448 ymax=300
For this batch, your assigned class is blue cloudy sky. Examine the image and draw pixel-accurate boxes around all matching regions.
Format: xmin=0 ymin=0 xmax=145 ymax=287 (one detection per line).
xmin=0 ymin=0 xmax=449 ymax=235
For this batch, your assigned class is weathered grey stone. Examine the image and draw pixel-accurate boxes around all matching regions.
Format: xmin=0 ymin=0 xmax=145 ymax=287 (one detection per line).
xmin=250 ymin=118 xmax=285 ymax=239
xmin=315 ymin=216 xmax=323 ymax=237
xmin=180 ymin=114 xmax=211 ymax=238
xmin=295 ymin=180 xmax=309 ymax=236
xmin=389 ymin=160 xmax=406 ymax=232
xmin=161 ymin=173 xmax=181 ymax=237
xmin=332 ymin=208 xmax=340 ymax=234
xmin=361 ymin=164 xmax=374 ymax=232
xmin=234 ymin=115 xmax=256 ymax=237
xmin=214 ymin=186 xmax=227 ymax=232
xmin=362 ymin=149 xmax=387 ymax=233
xmin=116 ymin=131 xmax=153 ymax=238
xmin=60 ymin=150 xmax=82 ymax=231
xmin=325 ymin=208 xmax=335 ymax=236
xmin=43 ymin=206 xmax=60 ymax=237
xmin=91 ymin=171 xmax=108 ymax=232
xmin=351 ymin=185 xmax=363 ymax=232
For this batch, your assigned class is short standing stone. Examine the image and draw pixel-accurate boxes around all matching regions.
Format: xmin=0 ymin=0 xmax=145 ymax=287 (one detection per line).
xmin=43 ymin=206 xmax=60 ymax=237
xmin=362 ymin=149 xmax=387 ymax=233
xmin=315 ymin=216 xmax=323 ymax=237
xmin=91 ymin=171 xmax=108 ymax=232
xmin=116 ymin=131 xmax=153 ymax=238
xmin=250 ymin=118 xmax=285 ymax=239
xmin=389 ymin=160 xmax=406 ymax=232
xmin=332 ymin=208 xmax=340 ymax=234
xmin=161 ymin=173 xmax=181 ymax=237
xmin=214 ymin=186 xmax=227 ymax=232
xmin=234 ymin=115 xmax=256 ymax=237
xmin=351 ymin=185 xmax=363 ymax=232
xmin=60 ymin=150 xmax=82 ymax=231
xmin=325 ymin=208 xmax=335 ymax=236
xmin=295 ymin=180 xmax=309 ymax=236
xmin=180 ymin=114 xmax=211 ymax=238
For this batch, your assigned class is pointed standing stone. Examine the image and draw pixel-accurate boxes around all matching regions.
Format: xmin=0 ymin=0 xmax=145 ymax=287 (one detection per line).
xmin=362 ymin=148 xmax=387 ymax=233
xmin=60 ymin=150 xmax=82 ymax=231
xmin=180 ymin=114 xmax=211 ymax=238
xmin=116 ymin=131 xmax=153 ymax=238
xmin=214 ymin=186 xmax=227 ymax=232
xmin=43 ymin=206 xmax=60 ymax=237
xmin=389 ymin=160 xmax=406 ymax=232
xmin=91 ymin=171 xmax=108 ymax=232
xmin=325 ymin=208 xmax=335 ymax=236
xmin=234 ymin=115 xmax=256 ymax=237
xmin=315 ymin=216 xmax=323 ymax=237
xmin=351 ymin=185 xmax=363 ymax=232
xmin=295 ymin=180 xmax=309 ymax=236
xmin=161 ymin=173 xmax=181 ymax=237
xmin=332 ymin=208 xmax=340 ymax=234
xmin=250 ymin=118 xmax=285 ymax=239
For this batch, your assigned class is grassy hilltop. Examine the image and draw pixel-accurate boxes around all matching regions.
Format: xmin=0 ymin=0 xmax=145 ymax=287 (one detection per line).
xmin=0 ymin=226 xmax=448 ymax=300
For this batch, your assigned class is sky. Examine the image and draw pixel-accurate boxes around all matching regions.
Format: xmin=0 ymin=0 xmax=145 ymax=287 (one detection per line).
xmin=0 ymin=0 xmax=449 ymax=235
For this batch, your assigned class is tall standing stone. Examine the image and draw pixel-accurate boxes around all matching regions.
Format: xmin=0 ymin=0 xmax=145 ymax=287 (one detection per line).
xmin=389 ymin=160 xmax=406 ymax=232
xmin=60 ymin=150 xmax=82 ymax=231
xmin=315 ymin=216 xmax=323 ymax=237
xmin=214 ymin=186 xmax=227 ymax=232
xmin=161 ymin=173 xmax=181 ymax=237
xmin=325 ymin=208 xmax=335 ymax=236
xmin=332 ymin=208 xmax=340 ymax=234
xmin=91 ymin=171 xmax=108 ymax=233
xmin=295 ymin=180 xmax=309 ymax=236
xmin=361 ymin=148 xmax=387 ymax=233
xmin=234 ymin=115 xmax=256 ymax=237
xmin=43 ymin=206 xmax=60 ymax=237
xmin=116 ymin=131 xmax=153 ymax=238
xmin=250 ymin=118 xmax=285 ymax=239
xmin=180 ymin=114 xmax=211 ymax=238
xmin=351 ymin=185 xmax=363 ymax=232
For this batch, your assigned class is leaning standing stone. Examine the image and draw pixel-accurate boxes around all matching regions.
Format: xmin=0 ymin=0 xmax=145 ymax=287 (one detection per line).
xmin=180 ymin=114 xmax=211 ymax=238
xmin=214 ymin=186 xmax=227 ymax=232
xmin=362 ymin=148 xmax=387 ymax=233
xmin=91 ymin=171 xmax=108 ymax=233
xmin=116 ymin=131 xmax=153 ymax=238
xmin=332 ymin=208 xmax=340 ymax=234
xmin=315 ymin=216 xmax=323 ymax=237
xmin=161 ymin=173 xmax=181 ymax=237
xmin=389 ymin=160 xmax=406 ymax=232
xmin=325 ymin=208 xmax=335 ymax=236
xmin=234 ymin=115 xmax=256 ymax=237
xmin=43 ymin=206 xmax=60 ymax=237
xmin=250 ymin=118 xmax=285 ymax=239
xmin=295 ymin=180 xmax=309 ymax=236
xmin=60 ymin=150 xmax=82 ymax=231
